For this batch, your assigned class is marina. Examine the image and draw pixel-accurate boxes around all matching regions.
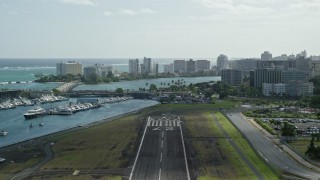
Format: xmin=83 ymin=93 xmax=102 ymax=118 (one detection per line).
xmin=0 ymin=99 xmax=158 ymax=148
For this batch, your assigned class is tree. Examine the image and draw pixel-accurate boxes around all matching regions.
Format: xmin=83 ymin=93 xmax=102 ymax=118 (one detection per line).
xmin=305 ymin=137 xmax=319 ymax=159
xmin=115 ymin=88 xmax=124 ymax=95
xmin=281 ymin=122 xmax=296 ymax=141
xmin=149 ymin=84 xmax=157 ymax=91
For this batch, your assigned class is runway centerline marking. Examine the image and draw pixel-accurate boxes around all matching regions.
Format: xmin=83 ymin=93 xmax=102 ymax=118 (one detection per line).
xmin=160 ymin=152 xmax=163 ymax=162
xmin=161 ymin=140 xmax=163 ymax=149
xmin=162 ymin=131 xmax=164 ymax=138
xmin=159 ymin=168 xmax=162 ymax=180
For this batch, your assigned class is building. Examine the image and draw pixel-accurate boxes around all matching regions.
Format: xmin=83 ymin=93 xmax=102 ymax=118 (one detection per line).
xmin=262 ymin=83 xmax=286 ymax=96
xmin=261 ymin=51 xmax=272 ymax=61
xmin=83 ymin=66 xmax=97 ymax=80
xmin=129 ymin=59 xmax=140 ymax=75
xmin=310 ymin=60 xmax=320 ymax=77
xmin=196 ymin=60 xmax=210 ymax=72
xmin=250 ymin=68 xmax=282 ymax=88
xmin=56 ymin=61 xmax=82 ymax=76
xmin=186 ymin=59 xmax=196 ymax=73
xmin=217 ymin=54 xmax=229 ymax=71
xmin=174 ymin=60 xmax=186 ymax=73
xmin=152 ymin=62 xmax=159 ymax=74
xmin=221 ymin=69 xmax=242 ymax=86
xmin=143 ymin=57 xmax=152 ymax=74
xmin=285 ymin=81 xmax=313 ymax=97
xmin=256 ymin=60 xmax=295 ymax=70
xmin=163 ymin=63 xmax=174 ymax=74
xmin=282 ymin=70 xmax=308 ymax=83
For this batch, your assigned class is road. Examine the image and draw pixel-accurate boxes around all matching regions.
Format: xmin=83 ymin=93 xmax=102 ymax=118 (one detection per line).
xmin=129 ymin=116 xmax=190 ymax=180
xmin=228 ymin=112 xmax=320 ymax=180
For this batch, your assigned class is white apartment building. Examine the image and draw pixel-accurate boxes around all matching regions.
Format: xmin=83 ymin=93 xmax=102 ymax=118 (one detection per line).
xmin=217 ymin=54 xmax=229 ymax=71
xmin=129 ymin=59 xmax=140 ymax=75
xmin=261 ymin=51 xmax=272 ymax=61
xmin=262 ymin=83 xmax=286 ymax=96
xmin=196 ymin=60 xmax=210 ymax=72
xmin=174 ymin=60 xmax=186 ymax=73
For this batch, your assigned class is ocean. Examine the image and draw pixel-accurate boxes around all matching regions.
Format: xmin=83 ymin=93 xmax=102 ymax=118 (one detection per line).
xmin=0 ymin=58 xmax=216 ymax=83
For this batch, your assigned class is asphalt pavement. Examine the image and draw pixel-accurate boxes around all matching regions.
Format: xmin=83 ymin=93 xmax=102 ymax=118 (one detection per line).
xmin=228 ymin=112 xmax=320 ymax=180
xmin=129 ymin=116 xmax=190 ymax=180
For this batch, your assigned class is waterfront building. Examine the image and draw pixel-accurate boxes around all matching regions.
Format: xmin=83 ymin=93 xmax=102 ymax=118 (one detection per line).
xmin=163 ymin=63 xmax=174 ymax=74
xmin=186 ymin=59 xmax=196 ymax=73
xmin=129 ymin=59 xmax=140 ymax=75
xmin=174 ymin=60 xmax=186 ymax=73
xmin=250 ymin=68 xmax=282 ymax=88
xmin=83 ymin=66 xmax=97 ymax=80
xmin=143 ymin=57 xmax=152 ymax=74
xmin=261 ymin=51 xmax=272 ymax=61
xmin=221 ymin=69 xmax=242 ymax=86
xmin=196 ymin=60 xmax=210 ymax=72
xmin=152 ymin=62 xmax=159 ymax=74
xmin=217 ymin=54 xmax=229 ymax=71
xmin=56 ymin=61 xmax=82 ymax=76
xmin=285 ymin=81 xmax=313 ymax=97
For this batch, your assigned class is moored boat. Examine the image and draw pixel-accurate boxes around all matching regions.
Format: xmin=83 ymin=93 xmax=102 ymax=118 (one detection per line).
xmin=23 ymin=106 xmax=46 ymax=119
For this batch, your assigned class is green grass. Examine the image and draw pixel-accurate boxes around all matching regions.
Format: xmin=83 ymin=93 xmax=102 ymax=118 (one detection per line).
xmin=31 ymin=175 xmax=122 ymax=180
xmin=184 ymin=110 xmax=266 ymax=179
xmin=288 ymin=137 xmax=320 ymax=155
xmin=254 ymin=118 xmax=277 ymax=135
xmin=0 ymin=158 xmax=42 ymax=179
xmin=214 ymin=112 xmax=279 ymax=179
xmin=42 ymin=114 xmax=142 ymax=170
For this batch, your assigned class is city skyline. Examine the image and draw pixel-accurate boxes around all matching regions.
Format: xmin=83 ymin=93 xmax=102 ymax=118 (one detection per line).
xmin=1 ymin=0 xmax=320 ymax=58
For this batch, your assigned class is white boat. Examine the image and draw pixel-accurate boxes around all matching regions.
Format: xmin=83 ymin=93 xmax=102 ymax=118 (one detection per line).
xmin=39 ymin=122 xmax=44 ymax=126
xmin=23 ymin=106 xmax=46 ymax=119
xmin=0 ymin=130 xmax=8 ymax=136
xmin=52 ymin=107 xmax=73 ymax=115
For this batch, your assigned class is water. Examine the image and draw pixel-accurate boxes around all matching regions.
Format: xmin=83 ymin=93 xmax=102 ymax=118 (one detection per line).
xmin=75 ymin=76 xmax=221 ymax=91
xmin=0 ymin=99 xmax=158 ymax=148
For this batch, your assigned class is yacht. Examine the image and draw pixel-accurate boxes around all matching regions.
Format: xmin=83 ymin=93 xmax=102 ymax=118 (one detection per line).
xmin=23 ymin=106 xmax=46 ymax=119
xmin=0 ymin=130 xmax=8 ymax=136
xmin=52 ymin=107 xmax=73 ymax=115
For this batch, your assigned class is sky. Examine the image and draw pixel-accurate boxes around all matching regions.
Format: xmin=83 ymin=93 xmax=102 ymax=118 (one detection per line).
xmin=0 ymin=0 xmax=320 ymax=59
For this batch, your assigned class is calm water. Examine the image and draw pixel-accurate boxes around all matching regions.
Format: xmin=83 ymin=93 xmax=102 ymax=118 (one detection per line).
xmin=0 ymin=99 xmax=158 ymax=148
xmin=75 ymin=76 xmax=221 ymax=91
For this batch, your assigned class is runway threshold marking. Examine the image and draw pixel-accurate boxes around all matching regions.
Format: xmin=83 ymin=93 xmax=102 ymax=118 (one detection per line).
xmin=178 ymin=116 xmax=191 ymax=180
xmin=129 ymin=117 xmax=150 ymax=180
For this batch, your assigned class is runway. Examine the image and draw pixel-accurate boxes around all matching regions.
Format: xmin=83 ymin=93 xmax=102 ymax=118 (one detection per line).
xmin=129 ymin=115 xmax=190 ymax=180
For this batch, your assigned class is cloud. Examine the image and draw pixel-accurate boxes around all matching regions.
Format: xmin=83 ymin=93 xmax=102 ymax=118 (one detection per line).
xmin=59 ymin=0 xmax=97 ymax=6
xmin=103 ymin=11 xmax=113 ymax=16
xmin=119 ymin=8 xmax=157 ymax=16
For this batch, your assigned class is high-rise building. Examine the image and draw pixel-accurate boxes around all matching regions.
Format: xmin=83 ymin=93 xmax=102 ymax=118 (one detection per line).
xmin=261 ymin=51 xmax=272 ymax=61
xmin=217 ymin=54 xmax=229 ymax=71
xmin=186 ymin=59 xmax=196 ymax=73
xmin=83 ymin=66 xmax=97 ymax=80
xmin=250 ymin=68 xmax=282 ymax=88
xmin=163 ymin=63 xmax=174 ymax=73
xmin=256 ymin=60 xmax=295 ymax=70
xmin=129 ymin=59 xmax=139 ymax=75
xmin=310 ymin=60 xmax=320 ymax=77
xmin=56 ymin=61 xmax=82 ymax=76
xmin=174 ymin=60 xmax=186 ymax=73
xmin=152 ymin=62 xmax=159 ymax=74
xmin=143 ymin=57 xmax=152 ymax=74
xmin=221 ymin=69 xmax=242 ymax=86
xmin=196 ymin=60 xmax=210 ymax=72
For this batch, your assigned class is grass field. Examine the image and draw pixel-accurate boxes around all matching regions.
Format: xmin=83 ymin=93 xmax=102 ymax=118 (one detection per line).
xmin=288 ymin=137 xmax=320 ymax=156
xmin=183 ymin=110 xmax=279 ymax=179
xmin=42 ymin=114 xmax=143 ymax=170
xmin=214 ymin=112 xmax=279 ymax=179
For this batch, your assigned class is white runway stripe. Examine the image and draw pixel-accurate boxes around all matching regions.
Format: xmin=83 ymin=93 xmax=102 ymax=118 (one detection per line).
xmin=173 ymin=121 xmax=176 ymax=127
xmin=159 ymin=121 xmax=162 ymax=126
xmin=151 ymin=121 xmax=155 ymax=126
xmin=165 ymin=121 xmax=168 ymax=126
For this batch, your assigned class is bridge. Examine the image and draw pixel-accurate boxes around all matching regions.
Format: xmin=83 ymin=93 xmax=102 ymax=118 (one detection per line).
xmin=65 ymin=90 xmax=152 ymax=99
